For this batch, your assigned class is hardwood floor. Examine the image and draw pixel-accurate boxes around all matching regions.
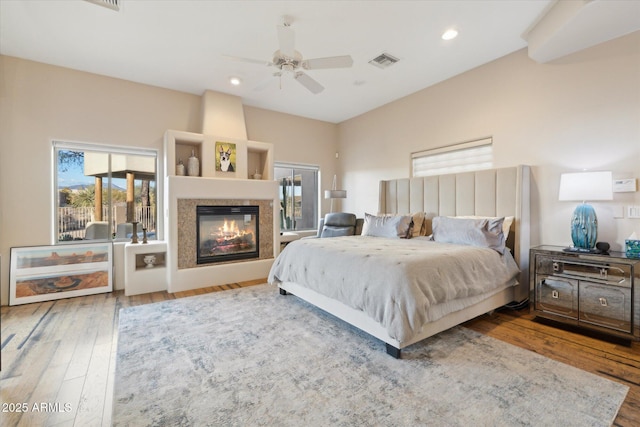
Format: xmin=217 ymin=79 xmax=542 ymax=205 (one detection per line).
xmin=0 ymin=280 xmax=262 ymax=427
xmin=1 ymin=281 xmax=638 ymax=426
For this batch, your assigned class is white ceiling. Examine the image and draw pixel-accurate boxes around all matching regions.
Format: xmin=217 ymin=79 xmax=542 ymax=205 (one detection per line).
xmin=1 ymin=1 xmax=637 ymax=123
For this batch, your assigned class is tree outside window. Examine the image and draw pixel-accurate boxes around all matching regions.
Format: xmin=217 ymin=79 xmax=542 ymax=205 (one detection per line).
xmin=55 ymin=143 xmax=157 ymax=242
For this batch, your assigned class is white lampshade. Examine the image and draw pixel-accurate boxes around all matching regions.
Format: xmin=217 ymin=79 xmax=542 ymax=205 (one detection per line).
xmin=325 ymin=190 xmax=347 ymax=199
xmin=558 ymin=171 xmax=613 ymax=201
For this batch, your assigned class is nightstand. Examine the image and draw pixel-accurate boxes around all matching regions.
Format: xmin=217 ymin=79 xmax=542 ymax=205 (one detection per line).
xmin=530 ymin=245 xmax=639 ymax=342
xmin=279 ymin=231 xmax=301 ymax=252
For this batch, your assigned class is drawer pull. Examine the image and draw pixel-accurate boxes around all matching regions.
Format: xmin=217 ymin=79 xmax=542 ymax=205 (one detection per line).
xmin=550 ymin=259 xmax=627 ymax=285
xmin=552 ymin=290 xmax=559 ymax=299
xmin=599 ymin=297 xmax=608 ymax=307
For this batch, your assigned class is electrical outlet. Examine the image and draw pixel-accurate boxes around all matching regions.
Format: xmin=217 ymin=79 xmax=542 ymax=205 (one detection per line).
xmin=628 ymin=206 xmax=640 ymax=218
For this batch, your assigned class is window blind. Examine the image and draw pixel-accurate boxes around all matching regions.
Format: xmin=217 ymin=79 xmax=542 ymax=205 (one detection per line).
xmin=411 ymin=137 xmax=493 ymax=177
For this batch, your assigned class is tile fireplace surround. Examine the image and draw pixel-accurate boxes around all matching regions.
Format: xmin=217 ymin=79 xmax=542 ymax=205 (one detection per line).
xmin=177 ymin=198 xmax=274 ymax=269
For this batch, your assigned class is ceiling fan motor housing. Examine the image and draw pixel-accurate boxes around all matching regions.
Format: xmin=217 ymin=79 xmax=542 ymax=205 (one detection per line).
xmin=273 ymin=50 xmax=303 ymax=71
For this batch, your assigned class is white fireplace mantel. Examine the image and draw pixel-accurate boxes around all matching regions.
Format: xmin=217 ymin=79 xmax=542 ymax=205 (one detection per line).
xmin=164 ymin=166 xmax=279 ymax=293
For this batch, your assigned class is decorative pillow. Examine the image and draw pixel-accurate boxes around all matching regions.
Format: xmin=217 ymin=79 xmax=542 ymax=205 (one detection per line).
xmin=420 ymin=216 xmax=433 ymax=237
xmin=409 ymin=212 xmax=425 ymax=238
xmin=362 ymin=213 xmax=413 ymax=238
xmin=456 ymin=216 xmax=514 ymax=239
xmin=432 ymin=216 xmax=506 ymax=254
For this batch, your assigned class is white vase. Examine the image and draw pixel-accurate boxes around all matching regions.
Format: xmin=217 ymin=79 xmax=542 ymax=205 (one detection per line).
xmin=143 ymin=255 xmax=156 ymax=268
xmin=187 ymin=150 xmax=199 ymax=177
xmin=176 ymin=160 xmax=185 ymax=176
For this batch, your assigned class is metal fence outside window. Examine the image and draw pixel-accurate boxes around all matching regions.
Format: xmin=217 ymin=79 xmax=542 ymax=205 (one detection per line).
xmin=58 ymin=205 xmax=156 ymax=240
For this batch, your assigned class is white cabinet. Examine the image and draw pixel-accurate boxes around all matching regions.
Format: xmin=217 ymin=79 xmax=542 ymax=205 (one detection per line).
xmin=124 ymin=241 xmax=168 ymax=296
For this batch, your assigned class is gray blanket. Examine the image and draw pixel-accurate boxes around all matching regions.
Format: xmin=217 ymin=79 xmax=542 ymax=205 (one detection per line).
xmin=268 ymin=236 xmax=520 ymax=342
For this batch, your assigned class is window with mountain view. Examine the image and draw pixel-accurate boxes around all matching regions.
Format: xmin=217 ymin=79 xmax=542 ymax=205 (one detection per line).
xmin=54 ymin=141 xmax=158 ymax=243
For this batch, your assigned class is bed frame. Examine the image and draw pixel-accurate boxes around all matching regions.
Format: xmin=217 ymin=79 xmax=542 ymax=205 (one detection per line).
xmin=278 ymin=165 xmax=531 ymax=358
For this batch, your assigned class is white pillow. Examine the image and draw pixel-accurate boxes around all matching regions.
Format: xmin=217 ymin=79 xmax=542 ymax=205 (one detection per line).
xmin=455 ymin=215 xmax=514 ymax=239
xmin=432 ymin=216 xmax=506 ymax=254
xmin=362 ymin=213 xmax=412 ymax=238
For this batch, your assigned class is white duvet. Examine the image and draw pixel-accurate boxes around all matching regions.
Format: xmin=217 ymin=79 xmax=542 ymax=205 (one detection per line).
xmin=268 ymin=236 xmax=520 ymax=342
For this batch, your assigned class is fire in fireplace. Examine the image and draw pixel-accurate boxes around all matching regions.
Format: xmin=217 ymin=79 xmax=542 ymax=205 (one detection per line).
xmin=196 ymin=205 xmax=259 ymax=264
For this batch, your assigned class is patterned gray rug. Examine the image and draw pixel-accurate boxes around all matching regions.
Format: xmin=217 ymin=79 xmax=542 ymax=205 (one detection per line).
xmin=114 ymin=284 xmax=627 ymax=426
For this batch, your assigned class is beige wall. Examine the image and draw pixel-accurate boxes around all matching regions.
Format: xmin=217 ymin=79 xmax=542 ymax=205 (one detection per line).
xmin=338 ymin=31 xmax=640 ymax=251
xmin=0 ymin=56 xmax=339 ymax=305
xmin=243 ymin=106 xmax=341 ymax=214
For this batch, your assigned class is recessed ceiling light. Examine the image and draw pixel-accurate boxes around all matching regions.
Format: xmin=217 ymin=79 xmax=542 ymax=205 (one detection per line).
xmin=229 ymin=77 xmax=242 ymax=86
xmin=442 ymin=29 xmax=458 ymax=41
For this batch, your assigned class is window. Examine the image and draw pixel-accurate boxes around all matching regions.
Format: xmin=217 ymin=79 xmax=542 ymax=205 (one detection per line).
xmin=411 ymin=137 xmax=493 ymax=177
xmin=54 ymin=141 xmax=158 ymax=243
xmin=274 ymin=163 xmax=319 ymax=231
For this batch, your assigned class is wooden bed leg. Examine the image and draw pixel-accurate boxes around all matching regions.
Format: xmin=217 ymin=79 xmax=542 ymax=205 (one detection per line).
xmin=385 ymin=343 xmax=401 ymax=359
xmin=279 ymin=288 xmax=288 ymax=295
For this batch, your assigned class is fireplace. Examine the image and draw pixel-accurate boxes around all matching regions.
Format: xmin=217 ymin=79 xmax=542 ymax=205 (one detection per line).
xmin=196 ymin=205 xmax=259 ymax=264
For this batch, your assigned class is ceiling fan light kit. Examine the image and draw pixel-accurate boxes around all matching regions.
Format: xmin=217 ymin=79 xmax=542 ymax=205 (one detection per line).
xmin=224 ymin=21 xmax=353 ymax=94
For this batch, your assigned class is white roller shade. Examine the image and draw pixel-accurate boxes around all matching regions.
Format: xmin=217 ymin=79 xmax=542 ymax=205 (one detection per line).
xmin=412 ymin=137 xmax=493 ymax=177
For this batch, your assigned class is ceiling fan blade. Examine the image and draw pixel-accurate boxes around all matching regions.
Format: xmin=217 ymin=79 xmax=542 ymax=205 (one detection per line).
xmin=294 ymin=72 xmax=324 ymax=94
xmin=303 ymin=55 xmax=353 ymax=70
xmin=222 ymin=54 xmax=272 ymax=67
xmin=277 ymin=25 xmax=295 ymax=57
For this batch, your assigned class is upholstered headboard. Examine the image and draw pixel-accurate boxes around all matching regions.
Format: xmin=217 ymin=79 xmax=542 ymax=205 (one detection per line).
xmin=378 ymin=165 xmax=531 ymax=302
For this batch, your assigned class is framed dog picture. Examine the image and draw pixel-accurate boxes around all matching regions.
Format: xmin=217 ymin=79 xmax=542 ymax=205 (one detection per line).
xmin=215 ymin=141 xmax=237 ymax=173
xmin=9 ymin=242 xmax=113 ymax=305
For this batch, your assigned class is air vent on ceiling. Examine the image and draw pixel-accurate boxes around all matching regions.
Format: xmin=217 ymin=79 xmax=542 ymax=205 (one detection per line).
xmin=85 ymin=0 xmax=120 ymax=11
xmin=368 ymin=53 xmax=399 ymax=69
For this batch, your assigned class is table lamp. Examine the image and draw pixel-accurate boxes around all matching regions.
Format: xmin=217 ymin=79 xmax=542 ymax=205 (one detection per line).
xmin=558 ymin=171 xmax=612 ymax=251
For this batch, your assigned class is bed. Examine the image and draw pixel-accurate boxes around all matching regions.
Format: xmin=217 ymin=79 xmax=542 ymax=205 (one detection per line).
xmin=268 ymin=165 xmax=531 ymax=358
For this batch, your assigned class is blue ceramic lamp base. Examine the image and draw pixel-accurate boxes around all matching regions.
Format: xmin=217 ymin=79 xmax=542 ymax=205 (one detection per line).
xmin=570 ymin=203 xmax=598 ymax=249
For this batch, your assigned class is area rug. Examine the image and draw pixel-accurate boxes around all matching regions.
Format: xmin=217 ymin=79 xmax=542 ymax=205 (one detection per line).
xmin=114 ymin=284 xmax=628 ymax=426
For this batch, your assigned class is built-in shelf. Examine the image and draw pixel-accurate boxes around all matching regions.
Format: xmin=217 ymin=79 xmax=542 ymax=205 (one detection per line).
xmin=134 ymin=251 xmax=166 ymax=270
xmin=164 ymin=130 xmax=273 ymax=180
xmin=175 ymin=143 xmax=202 ymax=177
xmin=124 ymin=241 xmax=168 ymax=296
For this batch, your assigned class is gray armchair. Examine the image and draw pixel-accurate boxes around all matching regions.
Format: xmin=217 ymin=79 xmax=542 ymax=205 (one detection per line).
xmin=84 ymin=221 xmax=110 ymax=240
xmin=316 ymin=212 xmax=364 ymax=238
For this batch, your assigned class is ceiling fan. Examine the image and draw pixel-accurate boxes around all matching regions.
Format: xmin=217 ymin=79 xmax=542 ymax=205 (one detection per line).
xmin=224 ymin=21 xmax=353 ymax=94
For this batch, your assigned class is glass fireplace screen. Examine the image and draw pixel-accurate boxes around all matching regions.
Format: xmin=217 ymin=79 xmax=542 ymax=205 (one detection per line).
xmin=196 ymin=205 xmax=259 ymax=264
